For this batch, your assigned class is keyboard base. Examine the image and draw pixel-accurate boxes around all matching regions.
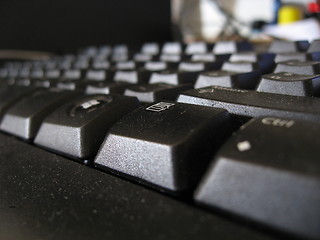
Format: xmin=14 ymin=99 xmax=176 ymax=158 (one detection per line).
xmin=0 ymin=133 xmax=278 ymax=240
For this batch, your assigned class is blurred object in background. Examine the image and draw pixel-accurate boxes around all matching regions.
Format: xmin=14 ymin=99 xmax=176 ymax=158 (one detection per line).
xmin=278 ymin=5 xmax=304 ymax=24
xmin=172 ymin=0 xmax=320 ymax=42
xmin=264 ymin=18 xmax=320 ymax=41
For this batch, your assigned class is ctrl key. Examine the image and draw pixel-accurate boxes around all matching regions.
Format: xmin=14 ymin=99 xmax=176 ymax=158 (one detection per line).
xmin=194 ymin=117 xmax=320 ymax=239
xmin=34 ymin=94 xmax=140 ymax=163
xmin=94 ymin=102 xmax=233 ymax=193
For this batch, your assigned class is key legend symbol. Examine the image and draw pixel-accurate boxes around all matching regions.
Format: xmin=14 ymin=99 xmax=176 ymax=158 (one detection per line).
xmin=81 ymin=99 xmax=101 ymax=109
xmin=146 ymin=102 xmax=175 ymax=112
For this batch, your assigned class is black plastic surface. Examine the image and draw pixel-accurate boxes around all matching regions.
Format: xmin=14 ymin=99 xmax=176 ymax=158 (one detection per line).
xmin=0 ymin=133 xmax=277 ymax=240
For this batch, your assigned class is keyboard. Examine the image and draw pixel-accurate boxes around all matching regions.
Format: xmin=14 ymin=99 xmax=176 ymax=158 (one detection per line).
xmin=0 ymin=40 xmax=319 ymax=240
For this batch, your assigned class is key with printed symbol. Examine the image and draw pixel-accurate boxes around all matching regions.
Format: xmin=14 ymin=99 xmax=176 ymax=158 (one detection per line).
xmin=34 ymin=94 xmax=140 ymax=162
xmin=178 ymin=86 xmax=320 ymax=122
xmin=124 ymin=83 xmax=192 ymax=102
xmin=195 ymin=70 xmax=260 ymax=89
xmin=274 ymin=60 xmax=320 ymax=75
xmin=0 ymin=89 xmax=81 ymax=140
xmin=94 ymin=101 xmax=232 ymax=193
xmin=257 ymin=72 xmax=320 ymax=96
xmin=194 ymin=117 xmax=320 ymax=239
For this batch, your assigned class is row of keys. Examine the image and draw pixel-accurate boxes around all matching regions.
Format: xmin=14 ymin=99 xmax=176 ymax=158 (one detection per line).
xmin=0 ymin=85 xmax=318 ymax=239
xmin=3 ymin=61 xmax=320 ymax=99
xmin=81 ymin=39 xmax=320 ymax=56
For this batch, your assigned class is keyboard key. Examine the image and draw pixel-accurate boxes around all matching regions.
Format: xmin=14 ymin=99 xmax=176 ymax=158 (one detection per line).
xmin=230 ymin=52 xmax=275 ymax=63
xmin=133 ymin=53 xmax=153 ymax=62
xmin=124 ymin=83 xmax=192 ymax=102
xmin=179 ymin=61 xmax=222 ymax=72
xmin=57 ymin=80 xmax=86 ymax=90
xmin=195 ymin=70 xmax=260 ymax=89
xmin=85 ymin=70 xmax=107 ymax=81
xmin=144 ymin=61 xmax=168 ymax=71
xmin=229 ymin=53 xmax=275 ymax=73
xmin=114 ymin=70 xmax=139 ymax=84
xmin=213 ymin=41 xmax=252 ymax=54
xmin=257 ymin=72 xmax=320 ymax=96
xmin=63 ymin=69 xmax=82 ymax=80
xmin=45 ymin=69 xmax=61 ymax=79
xmin=178 ymin=86 xmax=320 ymax=122
xmin=141 ymin=43 xmax=160 ymax=55
xmin=34 ymin=94 xmax=140 ymax=161
xmin=185 ymin=42 xmax=207 ymax=54
xmin=268 ymin=40 xmax=309 ymax=53
xmin=0 ymin=89 xmax=80 ymax=139
xmin=274 ymin=52 xmax=320 ymax=63
xmin=195 ymin=117 xmax=320 ymax=239
xmin=33 ymin=79 xmax=57 ymax=88
xmin=0 ymin=86 xmax=38 ymax=119
xmin=18 ymin=67 xmax=31 ymax=78
xmin=92 ymin=60 xmax=110 ymax=69
xmin=113 ymin=44 xmax=128 ymax=55
xmin=98 ymin=45 xmax=112 ymax=56
xmin=160 ymin=54 xmax=181 ymax=62
xmin=115 ymin=61 xmax=136 ymax=70
xmin=73 ymin=59 xmax=89 ymax=69
xmin=30 ymin=69 xmax=44 ymax=79
xmin=149 ymin=70 xmax=200 ymax=85
xmin=85 ymin=82 xmax=128 ymax=95
xmin=222 ymin=61 xmax=259 ymax=73
xmin=15 ymin=78 xmax=32 ymax=87
xmin=190 ymin=53 xmax=215 ymax=62
xmin=307 ymin=39 xmax=320 ymax=53
xmin=95 ymin=102 xmax=232 ymax=193
xmin=162 ymin=42 xmax=182 ymax=55
xmin=274 ymin=60 xmax=320 ymax=75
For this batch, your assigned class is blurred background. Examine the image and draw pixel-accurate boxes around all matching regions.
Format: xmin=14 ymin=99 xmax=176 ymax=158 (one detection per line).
xmin=0 ymin=0 xmax=319 ymax=52
xmin=172 ymin=0 xmax=320 ymax=42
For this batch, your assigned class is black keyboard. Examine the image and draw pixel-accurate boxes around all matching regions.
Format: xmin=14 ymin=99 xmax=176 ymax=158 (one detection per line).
xmin=0 ymin=40 xmax=319 ymax=240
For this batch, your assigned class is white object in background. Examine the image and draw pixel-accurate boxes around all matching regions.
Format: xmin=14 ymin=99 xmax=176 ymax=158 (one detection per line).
xmin=200 ymin=0 xmax=227 ymax=39
xmin=263 ymin=18 xmax=320 ymax=42
xmin=234 ymin=0 xmax=274 ymax=23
